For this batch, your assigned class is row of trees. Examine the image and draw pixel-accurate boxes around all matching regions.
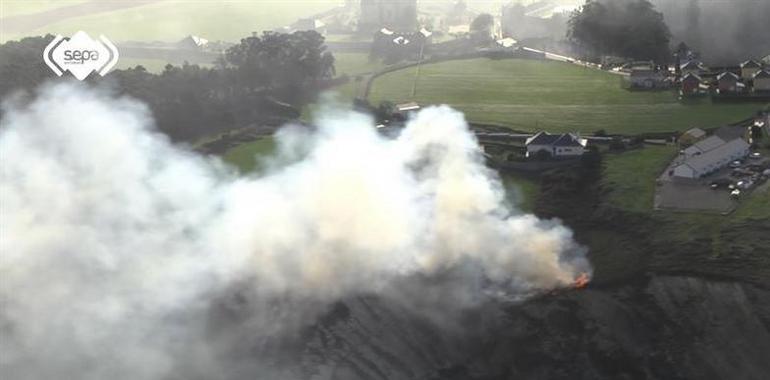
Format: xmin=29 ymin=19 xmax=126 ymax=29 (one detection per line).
xmin=0 ymin=31 xmax=336 ymax=142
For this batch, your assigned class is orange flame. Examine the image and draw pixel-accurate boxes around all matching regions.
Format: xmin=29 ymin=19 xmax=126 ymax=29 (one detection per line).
xmin=573 ymin=273 xmax=590 ymax=289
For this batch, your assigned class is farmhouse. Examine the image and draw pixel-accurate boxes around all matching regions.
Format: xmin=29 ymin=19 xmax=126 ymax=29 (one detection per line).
xmin=673 ymin=138 xmax=750 ymax=178
xmin=680 ymin=60 xmax=706 ymax=76
xmin=717 ymin=72 xmax=742 ymax=94
xmin=681 ymin=73 xmax=702 ymax=95
xmin=753 ymin=69 xmax=770 ymax=92
xmin=525 ymin=132 xmax=587 ymax=158
xmin=740 ymin=59 xmax=762 ymax=80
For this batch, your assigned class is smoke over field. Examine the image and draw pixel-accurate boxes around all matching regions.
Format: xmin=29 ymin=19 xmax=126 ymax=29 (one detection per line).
xmin=0 ymin=84 xmax=590 ymax=379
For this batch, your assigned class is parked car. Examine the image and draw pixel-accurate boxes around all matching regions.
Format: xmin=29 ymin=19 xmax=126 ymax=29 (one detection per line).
xmin=729 ymin=160 xmax=742 ymax=168
xmin=749 ymin=152 xmax=762 ymax=159
xmin=731 ymin=189 xmax=741 ymax=198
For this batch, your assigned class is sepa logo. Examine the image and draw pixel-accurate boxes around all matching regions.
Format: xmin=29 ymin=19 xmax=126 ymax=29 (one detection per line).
xmin=43 ymin=31 xmax=119 ymax=80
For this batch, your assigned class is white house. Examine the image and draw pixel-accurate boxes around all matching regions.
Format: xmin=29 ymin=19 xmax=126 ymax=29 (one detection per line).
xmin=525 ymin=132 xmax=587 ymax=158
xmin=673 ymin=138 xmax=750 ymax=178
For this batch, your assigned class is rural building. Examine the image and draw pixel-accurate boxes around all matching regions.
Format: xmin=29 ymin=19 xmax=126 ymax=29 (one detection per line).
xmin=629 ymin=69 xmax=666 ymax=89
xmin=291 ymin=18 xmax=327 ymax=35
xmin=672 ymin=138 xmax=750 ymax=178
xmin=525 ymin=132 xmax=587 ymax=158
xmin=680 ymin=60 xmax=706 ymax=76
xmin=740 ymin=59 xmax=762 ymax=80
xmin=681 ymin=73 xmax=702 ymax=95
xmin=359 ymin=0 xmax=417 ymax=32
xmin=679 ymin=127 xmax=706 ymax=146
xmin=683 ymin=135 xmax=725 ymax=157
xmin=177 ymin=35 xmax=208 ymax=50
xmin=717 ymin=72 xmax=742 ymax=94
xmin=753 ymin=69 xmax=770 ymax=92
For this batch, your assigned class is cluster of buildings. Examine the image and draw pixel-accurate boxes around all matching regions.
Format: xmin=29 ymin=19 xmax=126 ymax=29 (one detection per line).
xmin=679 ymin=59 xmax=770 ymax=96
xmin=625 ymin=59 xmax=770 ymax=96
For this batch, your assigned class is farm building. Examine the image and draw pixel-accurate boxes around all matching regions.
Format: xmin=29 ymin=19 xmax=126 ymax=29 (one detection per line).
xmin=717 ymin=72 xmax=742 ymax=94
xmin=629 ymin=69 xmax=666 ymax=89
xmin=740 ymin=59 xmax=763 ymax=80
xmin=681 ymin=73 xmax=702 ymax=95
xmin=525 ymin=132 xmax=587 ymax=158
xmin=753 ymin=69 xmax=770 ymax=92
xmin=679 ymin=127 xmax=706 ymax=146
xmin=683 ymin=135 xmax=725 ymax=157
xmin=673 ymin=138 xmax=750 ymax=178
xmin=681 ymin=60 xmax=706 ymax=76
xmin=177 ymin=35 xmax=208 ymax=50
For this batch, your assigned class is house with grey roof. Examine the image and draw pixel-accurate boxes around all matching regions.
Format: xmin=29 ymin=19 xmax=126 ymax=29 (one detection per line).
xmin=525 ymin=132 xmax=587 ymax=158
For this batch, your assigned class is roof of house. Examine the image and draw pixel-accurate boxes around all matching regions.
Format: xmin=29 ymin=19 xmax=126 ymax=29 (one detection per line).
xmin=681 ymin=60 xmax=704 ymax=70
xmin=526 ymin=132 xmax=585 ymax=147
xmin=717 ymin=71 xmax=740 ymax=81
xmin=754 ymin=69 xmax=770 ymax=79
xmin=526 ymin=131 xmax=560 ymax=145
xmin=682 ymin=73 xmax=702 ymax=82
xmin=684 ymin=135 xmax=725 ymax=156
xmin=553 ymin=133 xmax=586 ymax=147
xmin=677 ymin=138 xmax=750 ymax=174
xmin=741 ymin=59 xmax=762 ymax=68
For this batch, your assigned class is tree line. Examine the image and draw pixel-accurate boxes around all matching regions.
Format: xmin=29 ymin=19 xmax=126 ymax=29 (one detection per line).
xmin=0 ymin=31 xmax=336 ymax=142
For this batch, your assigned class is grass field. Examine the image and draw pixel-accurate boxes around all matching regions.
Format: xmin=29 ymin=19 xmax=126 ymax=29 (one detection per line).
xmin=602 ymin=146 xmax=677 ymax=213
xmin=369 ymin=58 xmax=768 ymax=134
xmin=500 ymin=173 xmax=539 ymax=212
xmin=222 ymin=138 xmax=276 ymax=174
xmin=1 ymin=0 xmax=343 ymax=42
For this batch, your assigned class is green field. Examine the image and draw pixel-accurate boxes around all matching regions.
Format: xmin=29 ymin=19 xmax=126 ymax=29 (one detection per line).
xmin=222 ymin=138 xmax=276 ymax=174
xmin=602 ymin=146 xmax=677 ymax=213
xmin=369 ymin=58 xmax=768 ymax=134
xmin=1 ymin=0 xmax=343 ymax=42
xmin=500 ymin=173 xmax=539 ymax=212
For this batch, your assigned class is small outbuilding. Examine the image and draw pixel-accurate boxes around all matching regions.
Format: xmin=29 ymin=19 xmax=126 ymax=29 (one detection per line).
xmin=679 ymin=127 xmax=706 ymax=146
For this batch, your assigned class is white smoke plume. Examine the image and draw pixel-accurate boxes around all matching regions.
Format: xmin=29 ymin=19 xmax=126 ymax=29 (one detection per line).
xmin=0 ymin=83 xmax=590 ymax=379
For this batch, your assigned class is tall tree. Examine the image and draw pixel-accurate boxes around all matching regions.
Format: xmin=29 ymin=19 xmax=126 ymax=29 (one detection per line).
xmin=568 ymin=0 xmax=671 ymax=63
